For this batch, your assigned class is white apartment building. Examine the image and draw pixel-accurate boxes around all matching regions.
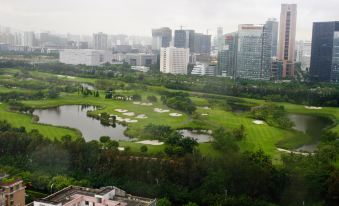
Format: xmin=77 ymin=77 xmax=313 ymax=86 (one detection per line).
xmin=160 ymin=47 xmax=189 ymax=74
xmin=191 ymin=63 xmax=216 ymax=76
xmin=59 ymin=49 xmax=113 ymax=66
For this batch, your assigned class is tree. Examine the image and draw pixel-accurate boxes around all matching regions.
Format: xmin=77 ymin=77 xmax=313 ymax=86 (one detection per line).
xmin=147 ymin=95 xmax=157 ymax=102
xmin=212 ymin=127 xmax=239 ymax=153
xmin=157 ymin=198 xmax=171 ymax=206
xmin=183 ymin=202 xmax=198 ymax=206
xmin=140 ymin=145 xmax=148 ymax=153
xmin=233 ymin=124 xmax=246 ymax=141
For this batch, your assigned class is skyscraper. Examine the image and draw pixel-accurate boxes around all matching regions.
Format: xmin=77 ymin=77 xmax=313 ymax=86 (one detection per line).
xmin=152 ymin=27 xmax=172 ymax=50
xmin=174 ymin=30 xmax=195 ymax=52
xmin=193 ymin=33 xmax=211 ymax=54
xmin=277 ymin=4 xmax=297 ymax=78
xmin=217 ymin=27 xmax=224 ymax=51
xmin=217 ymin=32 xmax=238 ymax=77
xmin=266 ymin=18 xmax=279 ymax=57
xmin=236 ymin=24 xmax=273 ymax=80
xmin=23 ymin=31 xmax=35 ymax=47
xmin=160 ymin=47 xmax=189 ymax=74
xmin=93 ymin=32 xmax=108 ymax=50
xmin=310 ymin=21 xmax=339 ymax=82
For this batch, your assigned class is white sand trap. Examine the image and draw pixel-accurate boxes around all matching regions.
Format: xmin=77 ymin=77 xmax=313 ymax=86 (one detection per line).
xmin=115 ymin=109 xmax=128 ymax=113
xmin=277 ymin=148 xmax=313 ymax=156
xmin=67 ymin=76 xmax=75 ymax=79
xmin=126 ymin=119 xmax=138 ymax=123
xmin=154 ymin=108 xmax=170 ymax=113
xmin=201 ymin=113 xmax=208 ymax=116
xmin=141 ymin=103 xmax=153 ymax=106
xmin=118 ymin=147 xmax=125 ymax=151
xmin=57 ymin=75 xmax=65 ymax=78
xmin=136 ymin=114 xmax=148 ymax=119
xmin=133 ymin=101 xmax=141 ymax=105
xmin=305 ymin=106 xmax=322 ymax=110
xmin=203 ymin=106 xmax=211 ymax=110
xmin=169 ymin=113 xmax=182 ymax=117
xmin=137 ymin=140 xmax=164 ymax=145
xmin=253 ymin=120 xmax=264 ymax=125
xmin=123 ymin=112 xmax=135 ymax=116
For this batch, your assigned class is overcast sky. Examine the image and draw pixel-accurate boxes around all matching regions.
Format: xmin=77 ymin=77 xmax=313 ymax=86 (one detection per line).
xmin=1 ymin=0 xmax=338 ymax=40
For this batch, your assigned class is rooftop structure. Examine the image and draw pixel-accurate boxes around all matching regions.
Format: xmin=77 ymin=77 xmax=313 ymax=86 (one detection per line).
xmin=30 ymin=186 xmax=156 ymax=206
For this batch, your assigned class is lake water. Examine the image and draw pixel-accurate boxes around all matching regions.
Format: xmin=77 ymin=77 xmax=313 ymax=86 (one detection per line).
xmin=288 ymin=114 xmax=332 ymax=152
xmin=179 ymin=129 xmax=212 ymax=143
xmin=33 ymin=105 xmax=129 ymax=141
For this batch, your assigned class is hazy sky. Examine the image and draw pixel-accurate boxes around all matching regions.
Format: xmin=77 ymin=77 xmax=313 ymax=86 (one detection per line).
xmin=1 ymin=0 xmax=338 ymax=40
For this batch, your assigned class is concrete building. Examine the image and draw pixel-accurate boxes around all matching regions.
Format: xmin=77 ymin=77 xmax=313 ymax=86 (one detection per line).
xmin=174 ymin=30 xmax=195 ymax=52
xmin=277 ymin=4 xmax=297 ymax=78
xmin=217 ymin=27 xmax=224 ymax=51
xmin=0 ymin=175 xmax=25 ymax=206
xmin=310 ymin=21 xmax=339 ymax=82
xmin=193 ymin=33 xmax=211 ymax=54
xmin=160 ymin=47 xmax=189 ymax=74
xmin=191 ymin=63 xmax=216 ymax=76
xmin=93 ymin=32 xmax=108 ymax=50
xmin=23 ymin=32 xmax=35 ymax=47
xmin=59 ymin=49 xmax=113 ymax=66
xmin=271 ymin=59 xmax=283 ymax=80
xmin=236 ymin=24 xmax=273 ymax=80
xmin=131 ymin=66 xmax=150 ymax=72
xmin=152 ymin=27 xmax=172 ymax=51
xmin=266 ymin=18 xmax=279 ymax=57
xmin=296 ymin=40 xmax=312 ymax=71
xmin=217 ymin=32 xmax=238 ymax=78
xmin=124 ymin=53 xmax=157 ymax=66
xmin=30 ymin=185 xmax=156 ymax=206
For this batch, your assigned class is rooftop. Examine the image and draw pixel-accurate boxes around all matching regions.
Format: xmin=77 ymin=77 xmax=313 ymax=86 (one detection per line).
xmin=34 ymin=186 xmax=155 ymax=206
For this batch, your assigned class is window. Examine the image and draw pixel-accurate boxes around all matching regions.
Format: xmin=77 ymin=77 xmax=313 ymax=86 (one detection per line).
xmin=85 ymin=201 xmax=89 ymax=205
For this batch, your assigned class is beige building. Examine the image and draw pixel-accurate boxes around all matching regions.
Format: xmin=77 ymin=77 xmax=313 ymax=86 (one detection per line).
xmin=277 ymin=4 xmax=297 ymax=78
xmin=0 ymin=176 xmax=25 ymax=206
xmin=160 ymin=47 xmax=189 ymax=74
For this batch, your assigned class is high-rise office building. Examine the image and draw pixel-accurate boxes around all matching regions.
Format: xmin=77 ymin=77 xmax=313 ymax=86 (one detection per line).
xmin=193 ymin=33 xmax=211 ymax=54
xmin=217 ymin=27 xmax=224 ymax=51
xmin=174 ymin=30 xmax=195 ymax=52
xmin=152 ymin=27 xmax=172 ymax=50
xmin=23 ymin=31 xmax=35 ymax=47
xmin=236 ymin=24 xmax=273 ymax=80
xmin=277 ymin=4 xmax=297 ymax=78
xmin=93 ymin=32 xmax=108 ymax=50
xmin=217 ymin=32 xmax=238 ymax=77
xmin=310 ymin=21 xmax=339 ymax=82
xmin=266 ymin=18 xmax=279 ymax=57
xmin=296 ymin=40 xmax=312 ymax=71
xmin=160 ymin=47 xmax=189 ymax=74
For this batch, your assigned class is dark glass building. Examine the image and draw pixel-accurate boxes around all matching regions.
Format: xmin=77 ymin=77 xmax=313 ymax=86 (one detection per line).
xmin=310 ymin=21 xmax=339 ymax=82
xmin=174 ymin=30 xmax=195 ymax=52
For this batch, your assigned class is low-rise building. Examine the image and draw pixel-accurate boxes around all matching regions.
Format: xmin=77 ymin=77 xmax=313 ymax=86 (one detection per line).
xmin=131 ymin=66 xmax=150 ymax=72
xmin=29 ymin=186 xmax=155 ymax=206
xmin=59 ymin=49 xmax=113 ymax=66
xmin=124 ymin=53 xmax=157 ymax=66
xmin=191 ymin=63 xmax=216 ymax=76
xmin=0 ymin=174 xmax=26 ymax=206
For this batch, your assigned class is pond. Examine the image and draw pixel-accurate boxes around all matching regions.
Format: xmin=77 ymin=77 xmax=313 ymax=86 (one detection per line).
xmin=288 ymin=114 xmax=332 ymax=152
xmin=179 ymin=129 xmax=212 ymax=143
xmin=33 ymin=105 xmax=129 ymax=141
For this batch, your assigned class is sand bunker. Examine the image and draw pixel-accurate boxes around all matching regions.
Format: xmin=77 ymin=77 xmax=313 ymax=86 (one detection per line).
xmin=118 ymin=147 xmax=125 ymax=151
xmin=169 ymin=113 xmax=182 ymax=117
xmin=253 ymin=120 xmax=264 ymax=125
xmin=154 ymin=108 xmax=170 ymax=113
xmin=57 ymin=75 xmax=65 ymax=78
xmin=115 ymin=116 xmax=138 ymax=123
xmin=141 ymin=103 xmax=153 ymax=106
xmin=201 ymin=113 xmax=208 ymax=116
xmin=115 ymin=109 xmax=128 ymax=113
xmin=136 ymin=114 xmax=148 ymax=119
xmin=203 ymin=106 xmax=211 ymax=110
xmin=122 ymin=112 xmax=135 ymax=116
xmin=305 ymin=106 xmax=322 ymax=110
xmin=133 ymin=102 xmax=141 ymax=105
xmin=137 ymin=140 xmax=164 ymax=145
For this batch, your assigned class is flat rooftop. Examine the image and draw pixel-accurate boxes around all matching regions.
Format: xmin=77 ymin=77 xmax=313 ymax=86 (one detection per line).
xmin=36 ymin=186 xmax=155 ymax=206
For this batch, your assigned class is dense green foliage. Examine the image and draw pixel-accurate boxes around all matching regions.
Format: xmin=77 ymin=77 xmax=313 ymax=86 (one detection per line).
xmin=161 ymin=91 xmax=196 ymax=114
xmin=0 ymin=121 xmax=338 ymax=205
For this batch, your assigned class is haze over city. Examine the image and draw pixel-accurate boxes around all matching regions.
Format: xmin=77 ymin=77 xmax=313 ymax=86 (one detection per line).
xmin=1 ymin=0 xmax=339 ymax=40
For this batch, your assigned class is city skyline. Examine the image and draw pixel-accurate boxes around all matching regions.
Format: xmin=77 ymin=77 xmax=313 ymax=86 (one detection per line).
xmin=1 ymin=0 xmax=339 ymax=40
